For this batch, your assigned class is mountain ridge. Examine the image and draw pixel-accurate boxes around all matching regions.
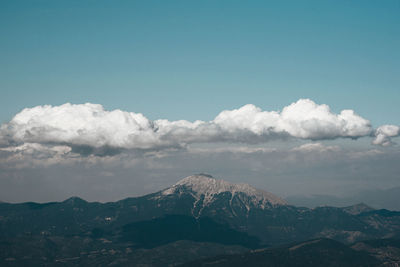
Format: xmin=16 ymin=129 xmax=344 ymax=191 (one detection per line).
xmin=1 ymin=173 xmax=400 ymax=266
xmin=155 ymin=174 xmax=287 ymax=218
xmin=163 ymin=174 xmax=286 ymax=202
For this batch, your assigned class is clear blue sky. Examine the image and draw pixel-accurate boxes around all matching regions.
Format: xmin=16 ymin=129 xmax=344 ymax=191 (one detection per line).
xmin=1 ymin=0 xmax=399 ymax=126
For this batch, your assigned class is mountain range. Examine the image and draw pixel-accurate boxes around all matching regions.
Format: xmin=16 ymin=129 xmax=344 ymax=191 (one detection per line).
xmin=1 ymin=174 xmax=400 ymax=266
xmin=287 ymin=186 xmax=400 ymax=211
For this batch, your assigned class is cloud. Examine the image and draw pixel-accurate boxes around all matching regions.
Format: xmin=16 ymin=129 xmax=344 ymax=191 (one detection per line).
xmin=188 ymin=146 xmax=278 ymax=154
xmin=373 ymin=125 xmax=400 ymax=146
xmin=291 ymin=143 xmax=340 ymax=153
xmin=214 ymin=99 xmax=372 ymax=140
xmin=0 ymin=143 xmax=76 ymax=168
xmin=0 ymin=99 xmax=394 ymax=156
xmin=0 ymin=103 xmax=160 ymax=149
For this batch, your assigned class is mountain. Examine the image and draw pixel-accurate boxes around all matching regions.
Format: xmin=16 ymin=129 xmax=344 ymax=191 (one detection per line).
xmin=153 ymin=175 xmax=399 ymax=246
xmin=342 ymin=203 xmax=375 ymax=215
xmin=287 ymin=186 xmax=400 ymax=211
xmin=1 ymin=174 xmax=400 ymax=266
xmin=160 ymin=174 xmax=287 ymax=218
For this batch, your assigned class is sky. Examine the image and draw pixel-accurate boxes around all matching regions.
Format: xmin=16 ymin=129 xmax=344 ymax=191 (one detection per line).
xmin=0 ymin=1 xmax=399 ymax=204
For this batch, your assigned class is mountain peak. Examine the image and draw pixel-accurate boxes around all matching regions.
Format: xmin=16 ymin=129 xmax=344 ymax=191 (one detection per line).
xmin=162 ymin=174 xmax=287 ymax=209
xmin=194 ymin=173 xmax=214 ymax=178
xmin=342 ymin=203 xmax=374 ymax=215
xmin=63 ymin=196 xmax=87 ymax=205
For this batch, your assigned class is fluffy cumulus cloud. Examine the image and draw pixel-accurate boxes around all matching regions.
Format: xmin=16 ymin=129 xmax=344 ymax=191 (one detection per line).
xmin=214 ymin=99 xmax=372 ymax=140
xmin=0 ymin=103 xmax=159 ymax=149
xmin=373 ymin=125 xmax=400 ymax=146
xmin=0 ymin=99 xmax=396 ymax=157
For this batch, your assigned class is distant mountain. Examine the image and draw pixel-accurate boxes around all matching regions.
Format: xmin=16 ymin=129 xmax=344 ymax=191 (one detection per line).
xmin=1 ymin=174 xmax=400 ymax=266
xmin=286 ymin=186 xmax=400 ymax=211
xmin=356 ymin=187 xmax=400 ymax=210
xmin=159 ymin=174 xmax=287 ymax=218
xmin=286 ymin=194 xmax=354 ymax=208
xmin=341 ymin=203 xmax=375 ymax=215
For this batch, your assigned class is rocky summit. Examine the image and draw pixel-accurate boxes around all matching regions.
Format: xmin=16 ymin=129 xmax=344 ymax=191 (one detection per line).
xmin=160 ymin=174 xmax=287 ymax=217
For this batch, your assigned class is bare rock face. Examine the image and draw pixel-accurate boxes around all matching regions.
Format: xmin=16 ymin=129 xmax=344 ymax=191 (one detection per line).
xmin=161 ymin=174 xmax=287 ymax=218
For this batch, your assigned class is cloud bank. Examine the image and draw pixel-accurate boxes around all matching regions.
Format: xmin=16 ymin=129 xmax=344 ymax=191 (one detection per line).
xmin=0 ymin=99 xmax=397 ymax=155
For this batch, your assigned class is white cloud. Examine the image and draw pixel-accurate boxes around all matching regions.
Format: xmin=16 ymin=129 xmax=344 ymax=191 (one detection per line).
xmin=0 ymin=143 xmax=77 ymax=168
xmin=188 ymin=146 xmax=278 ymax=154
xmin=0 ymin=143 xmax=71 ymax=154
xmin=2 ymin=103 xmax=161 ymax=149
xmin=214 ymin=99 xmax=372 ymax=140
xmin=213 ymin=104 xmax=280 ymax=135
xmin=0 ymin=99 xmax=393 ymax=155
xmin=291 ymin=143 xmax=340 ymax=153
xmin=373 ymin=125 xmax=400 ymax=146
xmin=279 ymin=99 xmax=372 ymax=139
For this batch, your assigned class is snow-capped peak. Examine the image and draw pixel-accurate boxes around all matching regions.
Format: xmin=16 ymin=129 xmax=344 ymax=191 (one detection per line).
xmin=162 ymin=174 xmax=287 ymax=208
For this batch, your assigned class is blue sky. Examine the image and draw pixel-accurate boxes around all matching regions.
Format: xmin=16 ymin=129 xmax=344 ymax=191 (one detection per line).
xmin=1 ymin=0 xmax=399 ymax=125
xmin=1 ymin=1 xmax=400 ymax=203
